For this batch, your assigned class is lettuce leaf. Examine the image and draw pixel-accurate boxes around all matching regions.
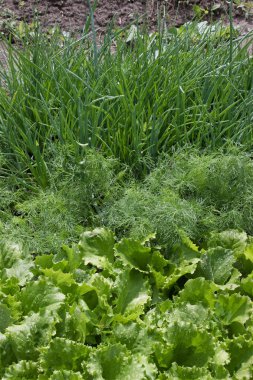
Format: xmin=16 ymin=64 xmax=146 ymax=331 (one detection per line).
xmin=114 ymin=269 xmax=150 ymax=321
xmin=115 ymin=238 xmax=152 ymax=272
xmin=19 ymin=279 xmax=65 ymax=314
xmin=40 ymin=337 xmax=89 ymax=373
xmin=0 ymin=304 xmax=12 ymax=333
xmin=0 ymin=228 xmax=253 ymax=378
xmin=78 ymin=228 xmax=115 ymax=268
xmin=215 ymin=293 xmax=252 ymax=326
xmin=5 ymin=310 xmax=59 ymax=362
xmin=2 ymin=360 xmax=38 ymax=380
xmin=196 ymin=247 xmax=235 ymax=284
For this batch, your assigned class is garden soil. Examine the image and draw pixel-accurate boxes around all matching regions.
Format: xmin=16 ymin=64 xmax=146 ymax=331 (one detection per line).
xmin=1 ymin=1 xmax=252 ymax=35
xmin=0 ymin=1 xmax=252 ymax=68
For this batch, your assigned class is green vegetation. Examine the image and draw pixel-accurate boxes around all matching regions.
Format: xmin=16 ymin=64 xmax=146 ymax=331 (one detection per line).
xmin=103 ymin=149 xmax=253 ymax=249
xmin=0 ymin=149 xmax=118 ymax=252
xmin=1 ymin=228 xmax=253 ymax=379
xmin=0 ymin=22 xmax=253 ymax=186
xmin=1 ymin=18 xmax=253 ymax=378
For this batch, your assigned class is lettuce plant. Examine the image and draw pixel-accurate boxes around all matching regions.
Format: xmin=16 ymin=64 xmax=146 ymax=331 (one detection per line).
xmin=0 ymin=228 xmax=253 ymax=379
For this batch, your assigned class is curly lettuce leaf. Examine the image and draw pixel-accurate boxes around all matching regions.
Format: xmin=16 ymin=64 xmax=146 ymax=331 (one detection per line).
xmin=87 ymin=343 xmax=157 ymax=380
xmin=226 ymin=335 xmax=253 ymax=378
xmin=241 ymin=271 xmax=253 ymax=297
xmin=177 ymin=278 xmax=218 ymax=307
xmin=196 ymin=247 xmax=235 ymax=284
xmin=40 ymin=337 xmax=89 ymax=373
xmin=0 ymin=242 xmax=34 ymax=286
xmin=19 ymin=279 xmax=65 ymax=314
xmin=2 ymin=360 xmax=38 ymax=380
xmin=163 ymin=258 xmax=199 ymax=290
xmin=158 ymin=323 xmax=214 ymax=368
xmin=114 ymin=269 xmax=150 ymax=322
xmin=1 ymin=228 xmax=253 ymax=378
xmin=86 ymin=343 xmax=126 ymax=379
xmin=78 ymin=228 xmax=115 ymax=268
xmin=0 ymin=242 xmax=23 ymax=269
xmin=167 ymin=303 xmax=210 ymax=329
xmin=207 ymin=230 xmax=247 ymax=252
xmin=41 ymin=268 xmax=76 ymax=290
xmin=159 ymin=362 xmax=213 ymax=379
xmin=59 ymin=301 xmax=88 ymax=343
xmin=5 ymin=310 xmax=59 ymax=362
xmin=49 ymin=370 xmax=83 ymax=380
xmin=172 ymin=230 xmax=201 ymax=262
xmin=215 ymin=293 xmax=252 ymax=326
xmin=115 ymin=238 xmax=152 ymax=272
xmin=116 ymin=354 xmax=157 ymax=380
xmin=243 ymin=243 xmax=253 ymax=264
xmin=0 ymin=304 xmax=12 ymax=333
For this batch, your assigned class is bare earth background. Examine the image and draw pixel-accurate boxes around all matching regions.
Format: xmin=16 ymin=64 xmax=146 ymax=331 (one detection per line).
xmin=1 ymin=0 xmax=253 ymax=33
xmin=0 ymin=1 xmax=252 ymax=67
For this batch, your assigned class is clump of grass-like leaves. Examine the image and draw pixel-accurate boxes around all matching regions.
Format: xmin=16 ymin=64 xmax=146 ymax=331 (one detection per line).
xmin=0 ymin=23 xmax=253 ymax=186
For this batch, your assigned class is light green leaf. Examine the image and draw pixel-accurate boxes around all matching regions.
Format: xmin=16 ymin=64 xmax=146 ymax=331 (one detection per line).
xmin=162 ymin=362 xmax=213 ymax=379
xmin=218 ymin=267 xmax=241 ymax=291
xmin=114 ymin=269 xmax=150 ymax=321
xmin=150 ymin=250 xmax=170 ymax=272
xmin=163 ymin=259 xmax=199 ymax=290
xmin=168 ymin=303 xmax=210 ymax=328
xmin=117 ymin=353 xmax=157 ymax=380
xmin=49 ymin=370 xmax=83 ymax=380
xmin=19 ymin=279 xmax=65 ymax=313
xmin=74 ymin=282 xmax=96 ymax=298
xmin=62 ymin=302 xmax=88 ymax=343
xmin=90 ymin=274 xmax=113 ymax=316
xmin=0 ymin=331 xmax=15 ymax=370
xmin=0 ymin=276 xmax=20 ymax=297
xmin=243 ymin=243 xmax=253 ymax=263
xmin=215 ymin=293 xmax=252 ymax=325
xmin=86 ymin=343 xmax=126 ymax=379
xmin=0 ymin=291 xmax=22 ymax=322
xmin=212 ymin=344 xmax=230 ymax=366
xmin=173 ymin=230 xmax=201 ymax=261
xmin=4 ymin=259 xmax=34 ymax=287
xmin=87 ymin=343 xmax=157 ymax=380
xmin=234 ymin=358 xmax=253 ymax=380
xmin=35 ymin=253 xmax=54 ymax=269
xmin=226 ymin=335 xmax=253 ymax=376
xmin=156 ymin=322 xmax=214 ymax=368
xmin=0 ymin=242 xmax=34 ymax=286
xmin=150 ymin=251 xmax=171 ymax=290
xmin=40 ymin=337 xmax=89 ymax=373
xmin=5 ymin=310 xmax=59 ymax=362
xmin=154 ymin=342 xmax=174 ymax=369
xmin=53 ymin=245 xmax=82 ymax=272
xmin=208 ymin=230 xmax=247 ymax=253
xmin=2 ymin=360 xmax=38 ymax=379
xmin=0 ymin=304 xmax=12 ymax=333
xmin=241 ymin=271 xmax=253 ymax=297
xmin=151 ymin=268 xmax=167 ymax=290
xmin=178 ymin=278 xmax=218 ymax=307
xmin=0 ymin=241 xmax=23 ymax=269
xmin=78 ymin=228 xmax=115 ymax=268
xmin=41 ymin=268 xmax=76 ymax=293
xmin=109 ymin=322 xmax=142 ymax=350
xmin=115 ymin=238 xmax=152 ymax=272
xmin=197 ymin=247 xmax=235 ymax=284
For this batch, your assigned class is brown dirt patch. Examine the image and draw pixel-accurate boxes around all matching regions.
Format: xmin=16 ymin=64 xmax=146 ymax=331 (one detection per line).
xmin=0 ymin=1 xmax=252 ymax=35
xmin=0 ymin=1 xmax=252 ymax=67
